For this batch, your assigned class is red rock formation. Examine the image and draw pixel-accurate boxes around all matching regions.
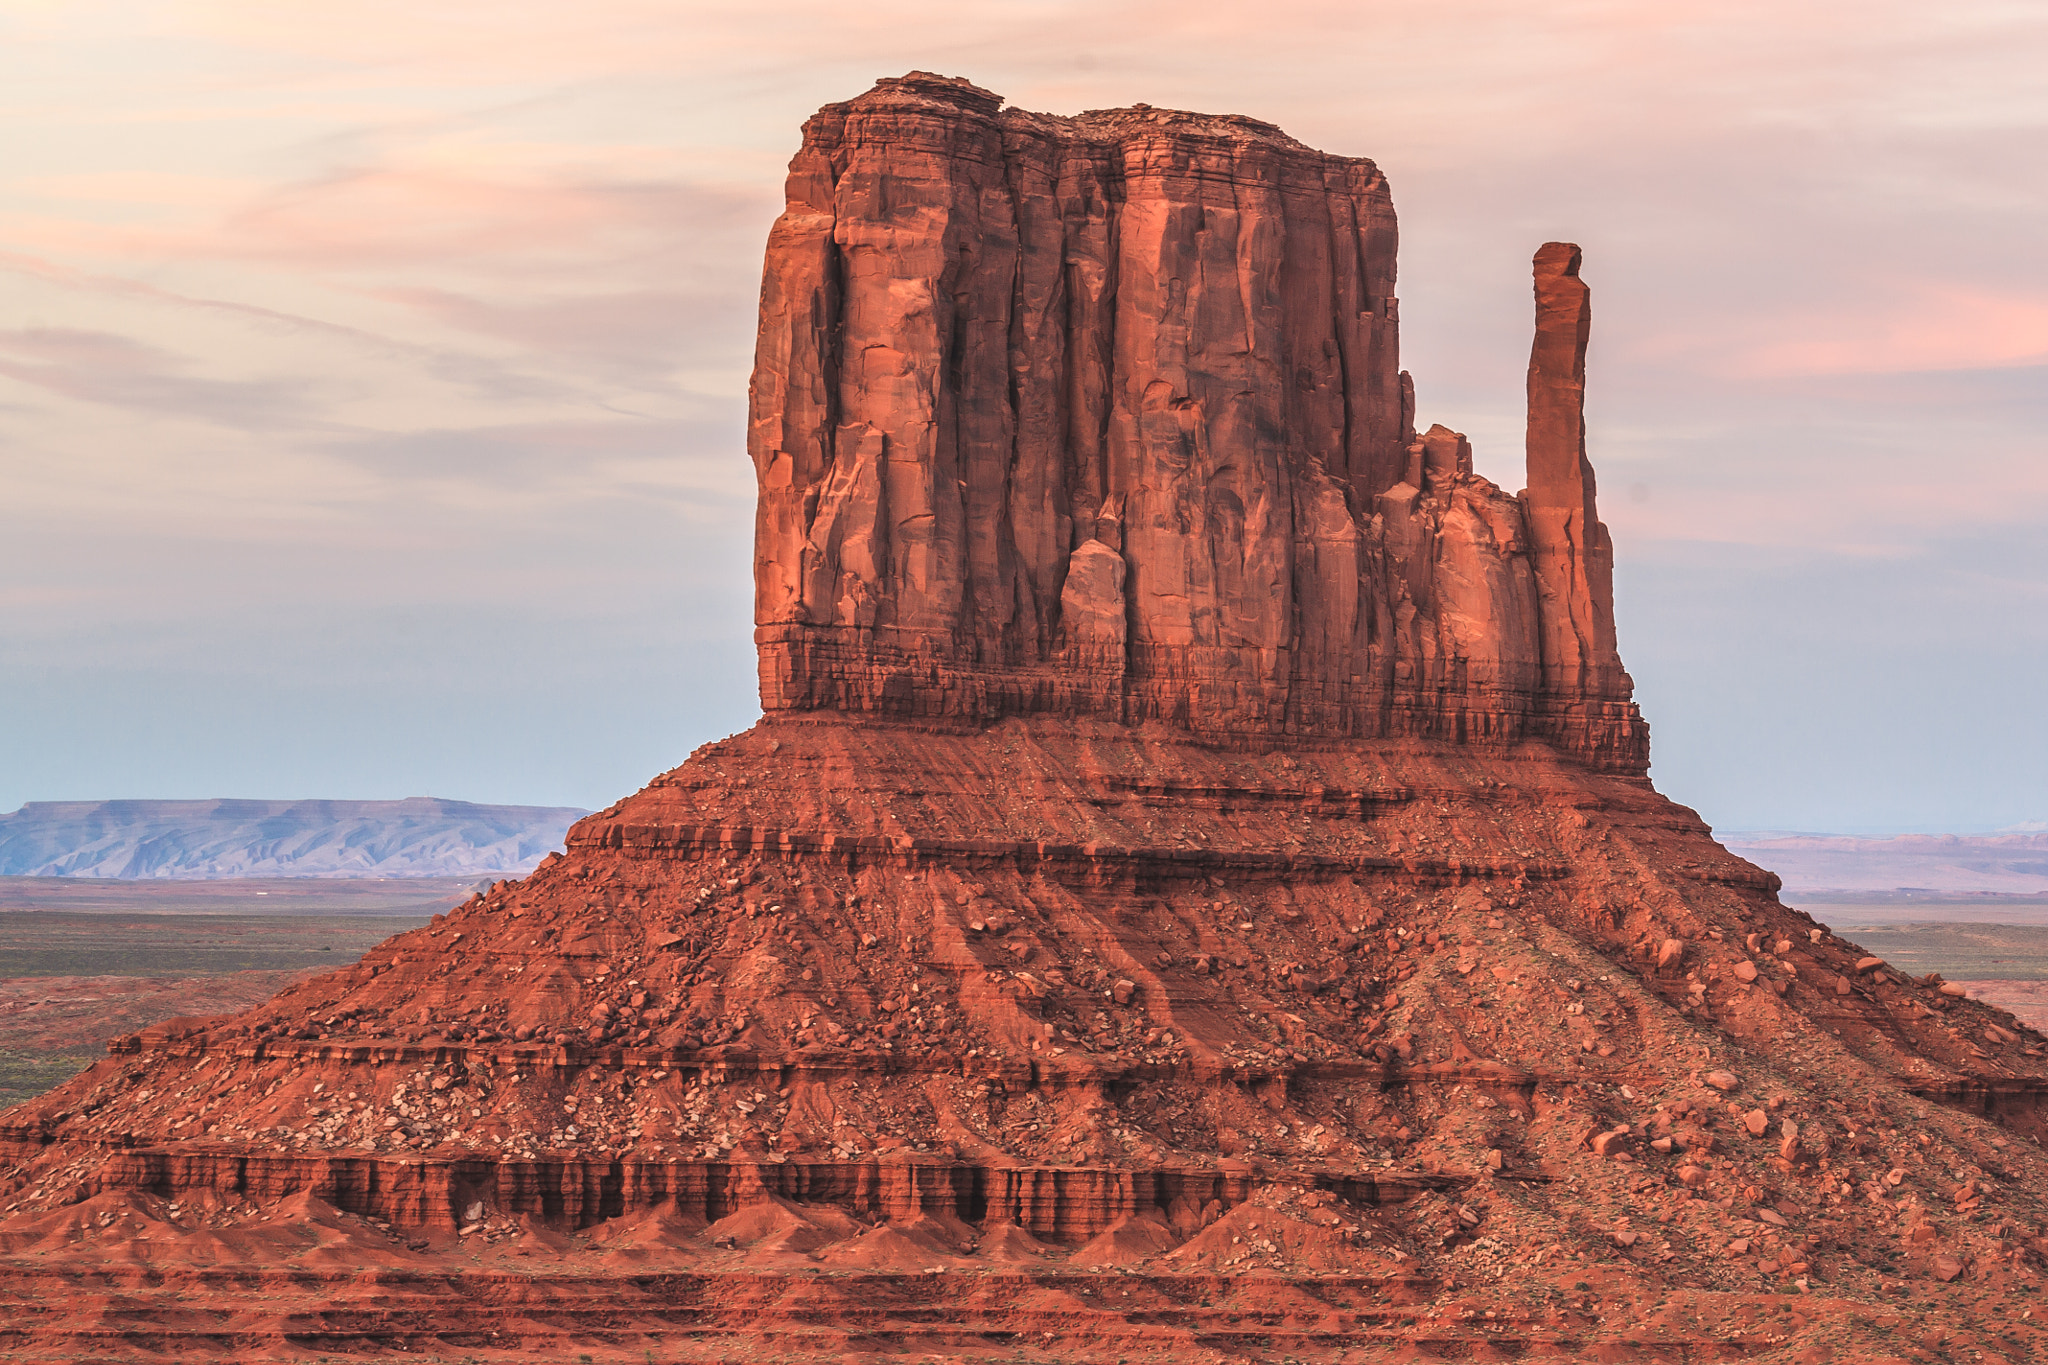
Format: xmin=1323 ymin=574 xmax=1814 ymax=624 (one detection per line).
xmin=753 ymin=72 xmax=1643 ymax=770
xmin=1523 ymin=241 xmax=1626 ymax=704
xmin=3 ymin=73 xmax=2046 ymax=1363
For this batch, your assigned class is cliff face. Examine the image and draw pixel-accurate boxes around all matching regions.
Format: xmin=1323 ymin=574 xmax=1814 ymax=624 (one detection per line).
xmin=752 ymin=72 xmax=1641 ymax=769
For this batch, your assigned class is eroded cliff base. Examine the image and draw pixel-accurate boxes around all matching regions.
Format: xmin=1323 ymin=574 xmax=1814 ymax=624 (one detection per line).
xmin=4 ymin=719 xmax=2048 ymax=1360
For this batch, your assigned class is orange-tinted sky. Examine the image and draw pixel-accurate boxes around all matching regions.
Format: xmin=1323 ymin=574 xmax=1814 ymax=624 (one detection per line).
xmin=2 ymin=0 xmax=2044 ymax=830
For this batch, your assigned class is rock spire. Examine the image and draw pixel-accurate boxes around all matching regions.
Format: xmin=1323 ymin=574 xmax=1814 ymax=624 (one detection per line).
xmin=1523 ymin=241 xmax=1625 ymax=699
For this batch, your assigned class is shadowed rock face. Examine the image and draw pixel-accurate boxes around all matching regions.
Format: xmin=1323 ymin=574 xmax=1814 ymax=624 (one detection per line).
xmin=752 ymin=72 xmax=1641 ymax=770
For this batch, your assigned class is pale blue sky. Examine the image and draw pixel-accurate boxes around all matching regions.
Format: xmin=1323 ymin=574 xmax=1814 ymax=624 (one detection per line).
xmin=1 ymin=0 xmax=2043 ymax=833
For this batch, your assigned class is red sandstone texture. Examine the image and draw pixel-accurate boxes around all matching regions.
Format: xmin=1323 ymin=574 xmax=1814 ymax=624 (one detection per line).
xmin=3 ymin=73 xmax=2047 ymax=1363
xmin=752 ymin=72 xmax=1643 ymax=770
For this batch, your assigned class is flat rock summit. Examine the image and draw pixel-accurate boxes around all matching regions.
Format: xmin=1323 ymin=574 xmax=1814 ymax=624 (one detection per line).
xmin=4 ymin=73 xmax=2045 ymax=1363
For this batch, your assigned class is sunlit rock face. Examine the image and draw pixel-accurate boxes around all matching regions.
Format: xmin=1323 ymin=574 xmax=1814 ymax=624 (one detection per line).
xmin=750 ymin=72 xmax=1642 ymax=771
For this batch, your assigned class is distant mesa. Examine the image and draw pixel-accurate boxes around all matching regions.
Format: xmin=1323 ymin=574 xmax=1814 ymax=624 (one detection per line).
xmin=1726 ymin=828 xmax=2048 ymax=896
xmin=0 ymin=798 xmax=588 ymax=879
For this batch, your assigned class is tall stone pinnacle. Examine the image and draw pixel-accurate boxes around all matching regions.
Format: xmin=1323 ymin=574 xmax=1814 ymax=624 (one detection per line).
xmin=1523 ymin=242 xmax=1626 ymax=702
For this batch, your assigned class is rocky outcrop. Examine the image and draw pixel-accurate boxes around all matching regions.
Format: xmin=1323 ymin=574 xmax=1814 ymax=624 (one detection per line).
xmin=6 ymin=712 xmax=2048 ymax=1357
xmin=753 ymin=72 xmax=1642 ymax=770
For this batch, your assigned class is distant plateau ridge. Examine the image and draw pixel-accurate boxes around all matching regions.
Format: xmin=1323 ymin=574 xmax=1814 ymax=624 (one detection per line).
xmin=0 ymin=798 xmax=587 ymax=879
xmin=1721 ymin=829 xmax=2048 ymax=896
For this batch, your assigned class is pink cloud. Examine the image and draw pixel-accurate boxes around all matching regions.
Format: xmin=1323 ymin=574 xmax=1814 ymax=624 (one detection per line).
xmin=0 ymin=326 xmax=319 ymax=428
xmin=1735 ymin=286 xmax=2048 ymax=376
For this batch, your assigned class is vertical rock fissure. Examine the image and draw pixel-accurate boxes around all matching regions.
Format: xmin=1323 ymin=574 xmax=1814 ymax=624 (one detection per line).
xmin=1326 ymin=189 xmax=1358 ymax=505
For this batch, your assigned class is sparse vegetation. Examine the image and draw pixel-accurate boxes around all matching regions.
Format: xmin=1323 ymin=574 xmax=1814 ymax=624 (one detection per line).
xmin=0 ymin=896 xmax=429 ymax=1107
xmin=1828 ymin=920 xmax=2048 ymax=982
xmin=0 ymin=1048 xmax=98 ymax=1108
xmin=0 ymin=911 xmax=421 ymax=979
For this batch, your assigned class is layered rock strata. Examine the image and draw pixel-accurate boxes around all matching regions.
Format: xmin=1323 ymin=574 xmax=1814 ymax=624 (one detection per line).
xmin=6 ymin=719 xmax=2048 ymax=1359
xmin=753 ymin=72 xmax=1642 ymax=770
xmin=3 ymin=74 xmax=2047 ymax=1363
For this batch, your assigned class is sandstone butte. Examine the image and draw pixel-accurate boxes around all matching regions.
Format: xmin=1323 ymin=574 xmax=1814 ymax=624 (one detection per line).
xmin=1 ymin=71 xmax=2043 ymax=1363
